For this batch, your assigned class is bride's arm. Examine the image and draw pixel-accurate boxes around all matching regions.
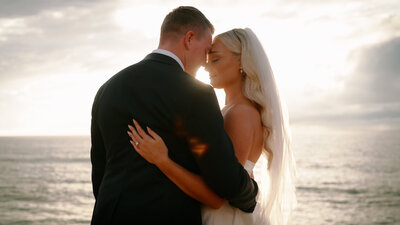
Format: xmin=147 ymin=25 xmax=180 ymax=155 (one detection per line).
xmin=128 ymin=120 xmax=225 ymax=209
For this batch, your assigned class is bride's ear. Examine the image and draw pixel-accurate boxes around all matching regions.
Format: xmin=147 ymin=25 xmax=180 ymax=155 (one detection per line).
xmin=184 ymin=31 xmax=195 ymax=50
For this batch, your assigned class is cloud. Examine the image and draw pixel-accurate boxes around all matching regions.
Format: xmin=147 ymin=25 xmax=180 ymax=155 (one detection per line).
xmin=0 ymin=0 xmax=109 ymax=18
xmin=291 ymin=36 xmax=400 ymax=130
xmin=0 ymin=0 xmax=160 ymax=135
xmin=344 ymin=37 xmax=400 ymax=104
xmin=0 ymin=0 xmax=158 ymax=84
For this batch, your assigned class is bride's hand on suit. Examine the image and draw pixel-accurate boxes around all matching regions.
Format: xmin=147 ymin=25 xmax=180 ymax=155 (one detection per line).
xmin=127 ymin=119 xmax=225 ymax=209
xmin=128 ymin=119 xmax=170 ymax=165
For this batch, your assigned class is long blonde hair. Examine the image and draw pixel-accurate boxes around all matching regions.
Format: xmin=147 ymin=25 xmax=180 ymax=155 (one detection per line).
xmin=216 ymin=28 xmax=297 ymax=225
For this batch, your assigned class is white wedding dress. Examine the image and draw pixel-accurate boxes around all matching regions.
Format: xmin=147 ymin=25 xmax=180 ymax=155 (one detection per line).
xmin=201 ymin=160 xmax=257 ymax=225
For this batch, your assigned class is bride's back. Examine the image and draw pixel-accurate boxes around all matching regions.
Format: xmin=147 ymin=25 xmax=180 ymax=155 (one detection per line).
xmin=222 ymin=102 xmax=264 ymax=165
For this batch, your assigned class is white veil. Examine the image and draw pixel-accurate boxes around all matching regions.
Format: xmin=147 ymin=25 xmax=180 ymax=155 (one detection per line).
xmin=240 ymin=28 xmax=297 ymax=225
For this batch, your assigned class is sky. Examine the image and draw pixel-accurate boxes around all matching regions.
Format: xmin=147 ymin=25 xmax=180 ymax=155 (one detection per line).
xmin=0 ymin=0 xmax=399 ymax=136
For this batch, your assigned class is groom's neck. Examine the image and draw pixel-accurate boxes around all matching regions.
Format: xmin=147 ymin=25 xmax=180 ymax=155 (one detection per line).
xmin=158 ymin=39 xmax=185 ymax=59
xmin=158 ymin=41 xmax=184 ymax=61
xmin=157 ymin=41 xmax=192 ymax=74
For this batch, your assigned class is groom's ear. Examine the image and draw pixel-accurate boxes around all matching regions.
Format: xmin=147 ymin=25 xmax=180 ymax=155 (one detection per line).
xmin=184 ymin=31 xmax=195 ymax=50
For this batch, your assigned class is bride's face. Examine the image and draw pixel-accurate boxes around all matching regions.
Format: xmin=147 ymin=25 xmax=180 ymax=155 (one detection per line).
xmin=206 ymin=38 xmax=241 ymax=89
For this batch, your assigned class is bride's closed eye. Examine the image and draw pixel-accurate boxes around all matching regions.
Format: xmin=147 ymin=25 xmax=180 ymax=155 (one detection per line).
xmin=211 ymin=58 xmax=220 ymax=63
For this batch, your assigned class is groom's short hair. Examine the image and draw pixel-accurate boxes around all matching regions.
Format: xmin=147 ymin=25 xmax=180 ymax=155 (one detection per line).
xmin=160 ymin=6 xmax=214 ymax=41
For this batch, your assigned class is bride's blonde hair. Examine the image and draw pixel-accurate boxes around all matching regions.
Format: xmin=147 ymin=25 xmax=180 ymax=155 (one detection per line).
xmin=216 ymin=29 xmax=273 ymax=166
xmin=216 ymin=28 xmax=297 ymax=225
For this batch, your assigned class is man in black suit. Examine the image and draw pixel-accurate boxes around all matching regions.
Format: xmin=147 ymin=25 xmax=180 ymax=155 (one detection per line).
xmin=90 ymin=6 xmax=258 ymax=225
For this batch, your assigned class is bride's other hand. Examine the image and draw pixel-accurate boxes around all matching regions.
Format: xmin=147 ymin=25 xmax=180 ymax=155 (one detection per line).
xmin=128 ymin=119 xmax=169 ymax=165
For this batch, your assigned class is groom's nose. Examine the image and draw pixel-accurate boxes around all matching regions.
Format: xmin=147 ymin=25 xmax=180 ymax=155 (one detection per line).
xmin=204 ymin=62 xmax=210 ymax=72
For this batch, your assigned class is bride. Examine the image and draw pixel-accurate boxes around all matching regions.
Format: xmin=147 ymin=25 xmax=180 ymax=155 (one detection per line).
xmin=128 ymin=28 xmax=296 ymax=225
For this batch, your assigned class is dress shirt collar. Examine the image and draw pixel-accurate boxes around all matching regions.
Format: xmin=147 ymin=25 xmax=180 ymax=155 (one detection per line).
xmin=152 ymin=49 xmax=184 ymax=70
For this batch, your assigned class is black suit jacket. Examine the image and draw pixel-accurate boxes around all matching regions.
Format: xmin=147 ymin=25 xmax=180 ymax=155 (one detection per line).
xmin=90 ymin=53 xmax=258 ymax=225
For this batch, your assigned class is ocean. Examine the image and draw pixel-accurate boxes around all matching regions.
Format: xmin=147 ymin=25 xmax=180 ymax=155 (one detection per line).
xmin=0 ymin=128 xmax=399 ymax=224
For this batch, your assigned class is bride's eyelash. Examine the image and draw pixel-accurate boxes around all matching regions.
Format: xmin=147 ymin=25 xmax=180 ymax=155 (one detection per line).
xmin=211 ymin=58 xmax=220 ymax=63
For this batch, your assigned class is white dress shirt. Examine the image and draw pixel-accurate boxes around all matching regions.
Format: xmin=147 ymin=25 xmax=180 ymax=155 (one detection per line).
xmin=152 ymin=49 xmax=184 ymax=70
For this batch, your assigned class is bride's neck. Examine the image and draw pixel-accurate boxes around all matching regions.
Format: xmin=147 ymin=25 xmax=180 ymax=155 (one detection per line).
xmin=224 ymin=82 xmax=245 ymax=106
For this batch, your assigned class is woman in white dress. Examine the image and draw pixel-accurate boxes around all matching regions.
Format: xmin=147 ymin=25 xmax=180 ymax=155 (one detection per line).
xmin=128 ymin=28 xmax=296 ymax=225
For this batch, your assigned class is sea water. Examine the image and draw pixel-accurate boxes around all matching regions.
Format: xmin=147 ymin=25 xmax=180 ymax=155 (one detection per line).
xmin=0 ymin=129 xmax=399 ymax=224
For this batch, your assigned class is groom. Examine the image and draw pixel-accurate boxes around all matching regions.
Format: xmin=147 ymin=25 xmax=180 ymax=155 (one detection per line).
xmin=90 ymin=6 xmax=258 ymax=225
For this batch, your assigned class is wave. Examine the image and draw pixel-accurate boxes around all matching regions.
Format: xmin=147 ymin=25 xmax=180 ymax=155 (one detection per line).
xmin=0 ymin=157 xmax=89 ymax=163
xmin=325 ymin=199 xmax=349 ymax=204
xmin=297 ymin=186 xmax=367 ymax=195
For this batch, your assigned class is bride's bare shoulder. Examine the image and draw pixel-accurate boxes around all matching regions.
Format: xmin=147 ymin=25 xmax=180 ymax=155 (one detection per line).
xmin=224 ymin=103 xmax=261 ymax=126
